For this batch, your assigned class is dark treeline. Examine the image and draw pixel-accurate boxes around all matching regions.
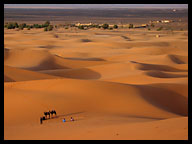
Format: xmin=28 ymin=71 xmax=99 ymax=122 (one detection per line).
xmin=4 ymin=21 xmax=182 ymax=32
xmin=4 ymin=21 xmax=120 ymax=31
xmin=4 ymin=21 xmax=53 ymax=31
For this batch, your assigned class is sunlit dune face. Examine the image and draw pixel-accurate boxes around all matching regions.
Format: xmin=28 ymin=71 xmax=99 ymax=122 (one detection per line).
xmin=4 ymin=15 xmax=188 ymax=140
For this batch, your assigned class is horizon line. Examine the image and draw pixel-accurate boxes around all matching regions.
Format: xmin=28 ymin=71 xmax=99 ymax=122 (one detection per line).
xmin=4 ymin=7 xmax=188 ymax=9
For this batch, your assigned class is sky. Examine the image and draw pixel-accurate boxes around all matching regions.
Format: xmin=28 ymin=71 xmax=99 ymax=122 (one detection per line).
xmin=4 ymin=4 xmax=188 ymax=9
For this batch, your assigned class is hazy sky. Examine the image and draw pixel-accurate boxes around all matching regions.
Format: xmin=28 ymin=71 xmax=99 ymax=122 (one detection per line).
xmin=4 ymin=4 xmax=188 ymax=9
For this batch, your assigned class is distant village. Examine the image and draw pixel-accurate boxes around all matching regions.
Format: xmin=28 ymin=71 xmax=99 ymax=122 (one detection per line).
xmin=75 ymin=19 xmax=174 ymax=29
xmin=4 ymin=18 xmax=175 ymax=31
xmin=149 ymin=20 xmax=173 ymax=24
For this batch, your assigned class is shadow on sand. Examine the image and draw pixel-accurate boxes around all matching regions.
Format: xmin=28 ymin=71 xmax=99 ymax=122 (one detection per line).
xmin=43 ymin=111 xmax=85 ymax=122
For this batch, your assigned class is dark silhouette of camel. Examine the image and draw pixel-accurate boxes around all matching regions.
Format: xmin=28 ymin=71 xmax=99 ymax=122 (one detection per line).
xmin=40 ymin=111 xmax=85 ymax=124
xmin=40 ymin=116 xmax=46 ymax=124
xmin=41 ymin=110 xmax=58 ymax=124
xmin=40 ymin=117 xmax=43 ymax=124
xmin=50 ymin=110 xmax=57 ymax=117
xmin=44 ymin=111 xmax=50 ymax=119
xmin=44 ymin=110 xmax=57 ymax=119
xmin=42 ymin=116 xmax=46 ymax=120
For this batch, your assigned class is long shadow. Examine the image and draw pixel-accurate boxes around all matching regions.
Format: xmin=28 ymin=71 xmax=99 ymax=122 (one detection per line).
xmin=136 ymin=84 xmax=188 ymax=116
xmin=4 ymin=48 xmax=10 ymax=51
xmin=23 ymin=56 xmax=70 ymax=71
xmin=57 ymin=111 xmax=85 ymax=118
xmin=43 ymin=111 xmax=85 ymax=121
xmin=130 ymin=61 xmax=188 ymax=72
xmin=64 ymin=57 xmax=106 ymax=61
xmin=112 ymin=113 xmax=165 ymax=120
xmin=56 ymin=68 xmax=102 ymax=80
xmin=38 ymin=45 xmax=58 ymax=49
xmin=81 ymin=39 xmax=92 ymax=42
xmin=153 ymin=42 xmax=170 ymax=47
xmin=41 ymin=67 xmax=102 ymax=80
xmin=168 ymin=55 xmax=187 ymax=64
xmin=121 ymin=35 xmax=132 ymax=41
xmin=4 ymin=75 xmax=16 ymax=82
xmin=145 ymin=71 xmax=188 ymax=78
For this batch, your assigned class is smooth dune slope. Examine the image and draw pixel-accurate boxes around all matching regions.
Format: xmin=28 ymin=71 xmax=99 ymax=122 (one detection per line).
xmin=4 ymin=65 xmax=59 ymax=82
xmin=4 ymin=28 xmax=188 ymax=140
xmin=4 ymin=78 xmax=187 ymax=119
xmin=4 ymin=78 xmax=188 ymax=139
xmin=4 ymin=49 xmax=110 ymax=71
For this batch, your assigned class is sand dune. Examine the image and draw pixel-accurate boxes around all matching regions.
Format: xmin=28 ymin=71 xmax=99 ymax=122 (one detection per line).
xmin=4 ymin=49 xmax=110 ymax=71
xmin=145 ymin=70 xmax=187 ymax=78
xmin=4 ymin=65 xmax=59 ymax=82
xmin=131 ymin=61 xmax=187 ymax=72
xmin=38 ymin=60 xmax=188 ymax=82
xmin=39 ymin=62 xmax=134 ymax=79
xmin=4 ymin=75 xmax=15 ymax=82
xmin=39 ymin=68 xmax=102 ymax=79
xmin=65 ymin=117 xmax=188 ymax=140
xmin=4 ymin=79 xmax=187 ymax=122
xmin=4 ymin=78 xmax=187 ymax=139
xmin=4 ymin=49 xmax=67 ymax=70
xmin=167 ymin=54 xmax=188 ymax=64
xmin=4 ymin=28 xmax=188 ymax=140
xmin=105 ymin=53 xmax=188 ymax=66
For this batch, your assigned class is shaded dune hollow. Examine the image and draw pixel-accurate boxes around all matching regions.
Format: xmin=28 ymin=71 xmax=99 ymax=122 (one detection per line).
xmin=131 ymin=61 xmax=188 ymax=72
xmin=4 ymin=79 xmax=188 ymax=119
xmin=39 ymin=68 xmax=101 ymax=80
xmin=4 ymin=49 xmax=110 ymax=72
xmin=145 ymin=71 xmax=188 ymax=78
xmin=26 ymin=57 xmax=69 ymax=71
xmin=4 ymin=65 xmax=59 ymax=82
xmin=80 ymin=39 xmax=92 ymax=42
xmin=4 ymin=27 xmax=188 ymax=140
xmin=4 ymin=49 xmax=69 ymax=71
xmin=64 ymin=57 xmax=106 ymax=61
xmin=4 ymin=75 xmax=15 ymax=82
xmin=167 ymin=54 xmax=188 ymax=64
xmin=136 ymin=84 xmax=188 ymax=117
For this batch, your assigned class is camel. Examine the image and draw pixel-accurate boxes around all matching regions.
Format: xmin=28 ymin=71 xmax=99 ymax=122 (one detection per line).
xmin=50 ymin=110 xmax=57 ymax=117
xmin=44 ymin=110 xmax=57 ymax=119
xmin=40 ymin=117 xmax=43 ymax=124
xmin=40 ymin=116 xmax=46 ymax=124
xmin=42 ymin=116 xmax=46 ymax=120
xmin=41 ymin=110 xmax=57 ymax=124
xmin=44 ymin=111 xmax=50 ymax=119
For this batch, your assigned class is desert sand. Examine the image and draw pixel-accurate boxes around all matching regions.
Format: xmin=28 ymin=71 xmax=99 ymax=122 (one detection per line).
xmin=4 ymin=27 xmax=188 ymax=140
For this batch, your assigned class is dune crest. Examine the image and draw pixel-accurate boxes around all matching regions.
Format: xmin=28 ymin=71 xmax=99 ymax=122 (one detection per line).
xmin=4 ymin=26 xmax=188 ymax=140
xmin=4 ymin=65 xmax=59 ymax=82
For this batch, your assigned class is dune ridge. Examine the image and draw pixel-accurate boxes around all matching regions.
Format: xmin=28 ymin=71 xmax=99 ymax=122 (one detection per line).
xmin=4 ymin=65 xmax=60 ymax=82
xmin=4 ymin=28 xmax=188 ymax=140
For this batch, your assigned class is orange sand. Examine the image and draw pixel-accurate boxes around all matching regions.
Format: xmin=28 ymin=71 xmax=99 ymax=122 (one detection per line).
xmin=4 ymin=28 xmax=188 ymax=140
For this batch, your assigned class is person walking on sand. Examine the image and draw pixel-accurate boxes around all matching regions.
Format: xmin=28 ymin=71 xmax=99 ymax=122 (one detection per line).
xmin=40 ymin=117 xmax=43 ymax=124
xmin=62 ymin=118 xmax=66 ymax=123
xmin=71 ymin=117 xmax=74 ymax=122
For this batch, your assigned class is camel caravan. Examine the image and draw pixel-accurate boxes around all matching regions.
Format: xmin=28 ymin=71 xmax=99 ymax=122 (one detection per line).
xmin=40 ymin=110 xmax=57 ymax=124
